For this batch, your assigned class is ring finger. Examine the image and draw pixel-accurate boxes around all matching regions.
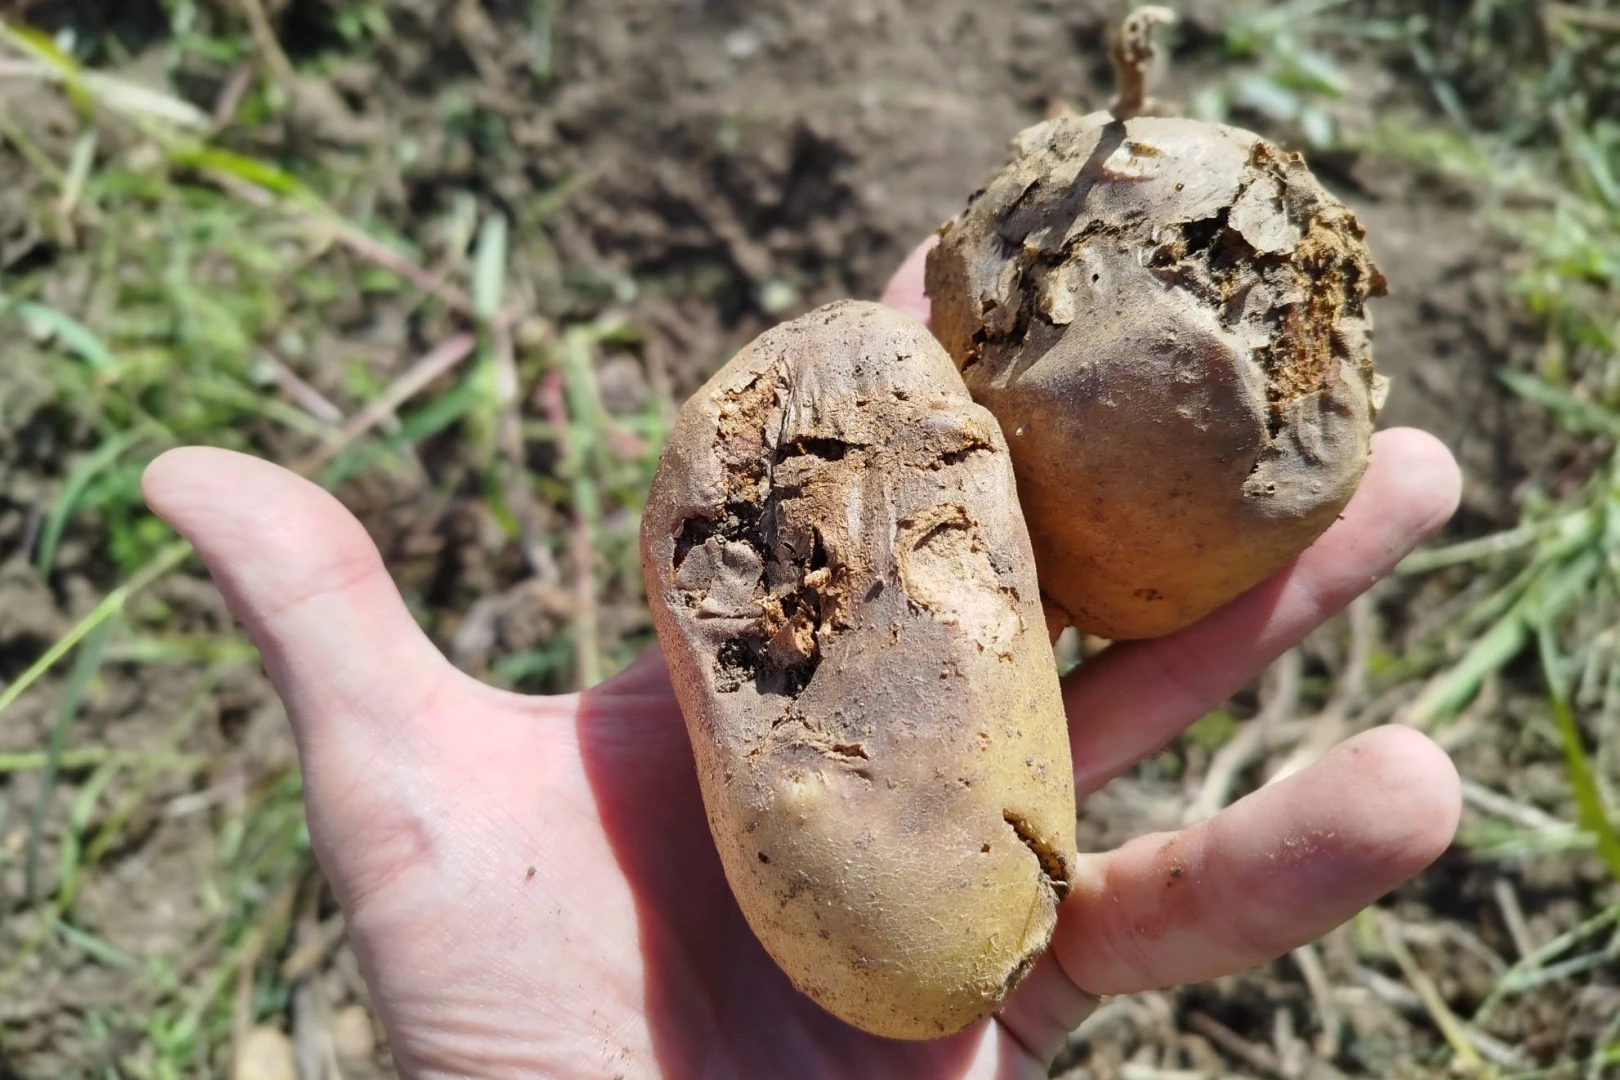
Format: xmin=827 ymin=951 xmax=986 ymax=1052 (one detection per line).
xmin=1052 ymin=724 xmax=1460 ymax=996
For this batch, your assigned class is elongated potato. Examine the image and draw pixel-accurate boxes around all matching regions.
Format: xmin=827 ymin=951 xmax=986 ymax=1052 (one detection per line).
xmin=926 ymin=112 xmax=1387 ymax=640
xmin=641 ymin=300 xmax=1076 ymax=1040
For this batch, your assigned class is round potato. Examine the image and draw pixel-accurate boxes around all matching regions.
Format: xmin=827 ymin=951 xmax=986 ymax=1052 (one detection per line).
xmin=641 ymin=300 xmax=1076 ymax=1039
xmin=926 ymin=112 xmax=1388 ymax=640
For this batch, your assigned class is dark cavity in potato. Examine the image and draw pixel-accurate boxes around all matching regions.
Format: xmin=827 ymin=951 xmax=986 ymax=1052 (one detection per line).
xmin=641 ymin=300 xmax=1076 ymax=1040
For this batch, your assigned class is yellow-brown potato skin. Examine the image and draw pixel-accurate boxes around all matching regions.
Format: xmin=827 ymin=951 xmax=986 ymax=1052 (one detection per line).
xmin=927 ymin=113 xmax=1387 ymax=640
xmin=641 ymin=300 xmax=1076 ymax=1040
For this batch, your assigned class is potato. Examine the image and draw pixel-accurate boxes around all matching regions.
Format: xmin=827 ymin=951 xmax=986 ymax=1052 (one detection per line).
xmin=641 ymin=300 xmax=1076 ymax=1039
xmin=926 ymin=112 xmax=1388 ymax=640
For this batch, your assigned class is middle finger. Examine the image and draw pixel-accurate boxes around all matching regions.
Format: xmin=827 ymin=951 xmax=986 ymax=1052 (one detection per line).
xmin=1060 ymin=427 xmax=1459 ymax=796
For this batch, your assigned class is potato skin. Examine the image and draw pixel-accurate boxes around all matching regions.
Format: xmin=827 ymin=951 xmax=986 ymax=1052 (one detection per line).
xmin=926 ymin=112 xmax=1387 ymax=640
xmin=641 ymin=300 xmax=1076 ymax=1040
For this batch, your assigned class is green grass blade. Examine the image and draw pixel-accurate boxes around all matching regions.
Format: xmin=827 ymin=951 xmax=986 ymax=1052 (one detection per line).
xmin=35 ymin=427 xmax=155 ymax=574
xmin=52 ymin=916 xmax=146 ymax=975
xmin=190 ymin=378 xmax=339 ymax=440
xmin=320 ymin=370 xmax=484 ymax=488
xmin=1552 ymin=102 xmax=1620 ymax=211
xmin=60 ymin=130 xmax=96 ymax=205
xmin=168 ymin=145 xmax=307 ymax=197
xmin=1590 ymin=1011 xmax=1620 ymax=1080
xmin=1 ymin=295 xmax=119 ymax=371
xmin=1532 ymin=547 xmax=1604 ymax=626
xmin=57 ymin=759 xmax=121 ymax=907
xmin=0 ymin=19 xmax=91 ymax=112
xmin=0 ymin=108 xmax=66 ymax=184
xmin=0 ymin=540 xmax=192 ymax=717
xmin=1398 ymin=519 xmax=1545 ymax=573
xmin=1538 ymin=626 xmax=1620 ymax=880
xmin=2 ymin=19 xmax=215 ymax=131
xmin=23 ymin=616 xmax=113 ymax=904
xmin=560 ymin=324 xmax=612 ymax=452
xmin=1475 ymin=903 xmax=1620 ymax=1025
xmin=104 ymin=633 xmax=259 ymax=665
xmin=80 ymin=71 xmax=210 ymax=129
xmin=1408 ymin=604 xmax=1530 ymax=726
xmin=0 ymin=748 xmax=206 ymax=773
xmin=527 ymin=0 xmax=556 ymax=80
xmin=1499 ymin=369 xmax=1620 ymax=439
xmin=473 ymin=213 xmax=509 ymax=323
xmin=1401 ymin=506 xmax=1600 ymax=575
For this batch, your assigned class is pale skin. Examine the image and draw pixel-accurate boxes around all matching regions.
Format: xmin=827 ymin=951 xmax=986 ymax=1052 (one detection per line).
xmin=141 ymin=240 xmax=1465 ymax=1080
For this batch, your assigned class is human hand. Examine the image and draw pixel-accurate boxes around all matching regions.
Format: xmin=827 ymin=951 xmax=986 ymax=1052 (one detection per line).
xmin=141 ymin=241 xmax=1463 ymax=1080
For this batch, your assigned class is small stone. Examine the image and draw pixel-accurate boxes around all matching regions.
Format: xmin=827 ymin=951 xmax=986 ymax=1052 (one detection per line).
xmin=725 ymin=28 xmax=763 ymax=59
xmin=757 ymin=278 xmax=800 ymax=315
xmin=332 ymin=1004 xmax=377 ymax=1062
xmin=233 ymin=1026 xmax=296 ymax=1080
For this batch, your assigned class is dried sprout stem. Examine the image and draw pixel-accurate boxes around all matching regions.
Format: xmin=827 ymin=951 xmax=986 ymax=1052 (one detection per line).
xmin=493 ymin=322 xmax=562 ymax=587
xmin=1492 ymin=878 xmax=1536 ymax=960
xmin=230 ymin=876 xmax=300 ymax=1048
xmin=1291 ymin=942 xmax=1343 ymax=1059
xmin=236 ymin=0 xmax=296 ymax=89
xmin=1110 ymin=6 xmax=1177 ymax=121
xmin=293 ymin=333 xmax=478 ymax=476
xmin=1378 ymin=913 xmax=1490 ymax=1074
xmin=289 ymin=881 xmax=331 ymax=1080
xmin=1269 ymin=593 xmax=1377 ymax=785
xmin=1185 ymin=1010 xmax=1288 ymax=1078
xmin=541 ymin=368 xmax=601 ymax=690
xmin=1186 ymin=647 xmax=1302 ymax=824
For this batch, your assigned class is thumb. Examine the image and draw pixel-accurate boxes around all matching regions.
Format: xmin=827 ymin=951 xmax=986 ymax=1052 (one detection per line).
xmin=141 ymin=447 xmax=456 ymax=794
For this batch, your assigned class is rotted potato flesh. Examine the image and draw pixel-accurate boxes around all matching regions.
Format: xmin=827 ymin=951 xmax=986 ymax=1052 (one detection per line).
xmin=641 ymin=300 xmax=1076 ymax=1040
xmin=926 ymin=112 xmax=1388 ymax=641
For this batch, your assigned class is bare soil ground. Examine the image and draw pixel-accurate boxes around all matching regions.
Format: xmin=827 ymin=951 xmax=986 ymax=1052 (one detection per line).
xmin=1 ymin=0 xmax=1614 ymax=1077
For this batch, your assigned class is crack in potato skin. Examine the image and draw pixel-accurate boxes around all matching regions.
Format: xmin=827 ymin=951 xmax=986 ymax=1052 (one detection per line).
xmin=927 ymin=113 xmax=1386 ymax=641
xmin=641 ymin=300 xmax=1076 ymax=1040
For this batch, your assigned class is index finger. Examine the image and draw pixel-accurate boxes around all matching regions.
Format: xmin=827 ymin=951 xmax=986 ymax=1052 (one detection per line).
xmin=878 ymin=233 xmax=937 ymax=324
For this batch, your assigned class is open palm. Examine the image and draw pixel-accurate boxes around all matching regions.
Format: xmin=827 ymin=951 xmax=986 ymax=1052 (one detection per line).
xmin=141 ymin=249 xmax=1464 ymax=1080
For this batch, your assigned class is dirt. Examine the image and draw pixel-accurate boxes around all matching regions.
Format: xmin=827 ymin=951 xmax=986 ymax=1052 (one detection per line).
xmin=0 ymin=0 xmax=1600 ymax=1076
xmin=493 ymin=0 xmax=1554 ymax=520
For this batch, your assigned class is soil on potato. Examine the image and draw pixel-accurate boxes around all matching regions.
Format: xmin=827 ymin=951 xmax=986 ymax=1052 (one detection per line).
xmin=0 ymin=1 xmax=1599 ymax=1077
